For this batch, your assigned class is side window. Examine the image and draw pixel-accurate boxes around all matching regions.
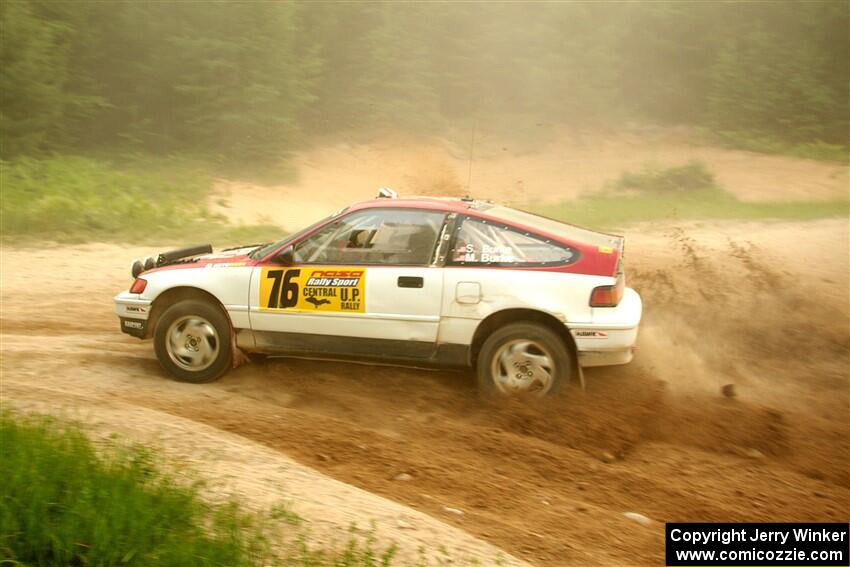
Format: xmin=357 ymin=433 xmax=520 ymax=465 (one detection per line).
xmin=449 ymin=216 xmax=577 ymax=266
xmin=294 ymin=209 xmax=447 ymax=266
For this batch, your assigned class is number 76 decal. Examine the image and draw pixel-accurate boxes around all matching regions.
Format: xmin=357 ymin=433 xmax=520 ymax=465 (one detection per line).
xmin=264 ymin=269 xmax=300 ymax=308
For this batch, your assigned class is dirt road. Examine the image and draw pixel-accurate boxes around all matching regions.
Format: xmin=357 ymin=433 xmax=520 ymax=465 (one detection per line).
xmin=210 ymin=134 xmax=849 ymax=230
xmin=2 ymin=219 xmax=847 ymax=565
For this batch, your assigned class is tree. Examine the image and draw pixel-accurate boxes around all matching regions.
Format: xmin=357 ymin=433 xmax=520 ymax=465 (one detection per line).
xmin=707 ymin=2 xmax=849 ymax=146
xmin=0 ymin=0 xmax=69 ymax=157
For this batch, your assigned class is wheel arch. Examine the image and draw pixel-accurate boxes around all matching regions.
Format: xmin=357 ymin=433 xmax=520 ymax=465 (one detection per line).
xmin=469 ymin=308 xmax=578 ymax=368
xmin=145 ymin=286 xmax=230 ymax=339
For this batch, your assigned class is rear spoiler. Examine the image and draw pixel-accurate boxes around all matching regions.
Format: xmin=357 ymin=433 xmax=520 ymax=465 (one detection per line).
xmin=614 ymin=235 xmax=625 ymax=258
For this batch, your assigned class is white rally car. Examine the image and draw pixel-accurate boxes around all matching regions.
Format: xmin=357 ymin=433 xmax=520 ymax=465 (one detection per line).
xmin=115 ymin=193 xmax=641 ymax=397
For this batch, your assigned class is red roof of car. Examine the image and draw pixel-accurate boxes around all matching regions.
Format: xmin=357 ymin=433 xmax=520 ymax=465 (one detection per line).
xmin=349 ymin=196 xmax=479 ymax=214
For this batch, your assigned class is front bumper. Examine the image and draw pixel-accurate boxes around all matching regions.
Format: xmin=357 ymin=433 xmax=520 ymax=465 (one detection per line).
xmin=571 ymin=287 xmax=642 ymax=368
xmin=114 ymin=291 xmax=152 ymax=339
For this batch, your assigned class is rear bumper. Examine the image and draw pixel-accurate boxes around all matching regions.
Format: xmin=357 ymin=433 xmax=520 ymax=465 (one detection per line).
xmin=114 ymin=291 xmax=152 ymax=339
xmin=570 ymin=287 xmax=642 ymax=368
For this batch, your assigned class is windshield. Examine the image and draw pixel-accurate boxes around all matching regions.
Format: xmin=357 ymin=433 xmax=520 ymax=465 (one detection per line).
xmin=249 ymin=212 xmax=343 ymax=260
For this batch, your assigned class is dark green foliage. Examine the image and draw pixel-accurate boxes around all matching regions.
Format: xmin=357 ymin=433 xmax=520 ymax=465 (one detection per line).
xmin=707 ymin=3 xmax=849 ymax=148
xmin=52 ymin=2 xmax=314 ymax=162
xmin=612 ymin=161 xmax=717 ymax=194
xmin=0 ymin=0 xmax=71 ymax=156
xmin=0 ymin=1 xmax=847 ymax=161
xmin=0 ymin=411 xmax=269 ymax=566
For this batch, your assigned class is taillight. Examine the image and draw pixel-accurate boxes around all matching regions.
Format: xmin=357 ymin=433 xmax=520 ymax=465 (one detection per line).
xmin=129 ymin=278 xmax=147 ymax=294
xmin=590 ymin=277 xmax=624 ymax=307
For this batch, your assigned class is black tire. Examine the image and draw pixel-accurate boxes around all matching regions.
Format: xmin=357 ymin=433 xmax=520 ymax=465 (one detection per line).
xmin=153 ymin=299 xmax=232 ymax=383
xmin=476 ymin=322 xmax=573 ymax=397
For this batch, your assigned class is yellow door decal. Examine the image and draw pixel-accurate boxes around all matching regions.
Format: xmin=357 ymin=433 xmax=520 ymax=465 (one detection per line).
xmin=259 ymin=267 xmax=365 ymax=313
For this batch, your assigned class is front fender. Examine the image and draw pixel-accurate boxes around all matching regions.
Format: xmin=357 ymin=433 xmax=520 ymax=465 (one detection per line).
xmin=138 ymin=265 xmax=253 ymax=329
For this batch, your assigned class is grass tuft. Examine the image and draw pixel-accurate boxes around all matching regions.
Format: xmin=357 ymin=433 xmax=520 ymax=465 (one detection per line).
xmin=610 ymin=161 xmax=716 ymax=194
xmin=531 ymin=161 xmax=848 ymax=230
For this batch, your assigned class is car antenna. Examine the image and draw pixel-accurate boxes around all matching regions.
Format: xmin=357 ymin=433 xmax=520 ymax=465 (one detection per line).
xmin=463 ymin=119 xmax=476 ymax=202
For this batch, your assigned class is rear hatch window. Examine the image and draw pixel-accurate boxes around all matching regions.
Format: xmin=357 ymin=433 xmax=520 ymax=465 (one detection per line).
xmin=484 ymin=205 xmax=624 ymax=250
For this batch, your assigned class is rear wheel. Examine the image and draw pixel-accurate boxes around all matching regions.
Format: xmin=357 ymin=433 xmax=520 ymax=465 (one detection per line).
xmin=476 ymin=322 xmax=572 ymax=397
xmin=154 ymin=300 xmax=232 ymax=383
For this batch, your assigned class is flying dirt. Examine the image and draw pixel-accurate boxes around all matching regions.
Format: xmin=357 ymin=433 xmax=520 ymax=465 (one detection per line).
xmin=2 ymin=215 xmax=847 ymax=565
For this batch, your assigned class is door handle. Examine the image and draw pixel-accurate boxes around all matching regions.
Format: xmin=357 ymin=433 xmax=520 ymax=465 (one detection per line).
xmin=397 ymin=276 xmax=424 ymax=288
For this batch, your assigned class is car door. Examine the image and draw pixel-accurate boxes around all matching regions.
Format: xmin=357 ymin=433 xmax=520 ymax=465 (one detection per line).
xmin=249 ymin=207 xmax=447 ymax=360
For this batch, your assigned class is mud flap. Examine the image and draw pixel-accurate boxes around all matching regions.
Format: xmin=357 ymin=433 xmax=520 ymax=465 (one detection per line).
xmin=230 ymin=323 xmax=250 ymax=369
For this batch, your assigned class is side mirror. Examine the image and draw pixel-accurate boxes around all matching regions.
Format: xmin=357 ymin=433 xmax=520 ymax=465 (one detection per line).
xmin=274 ymin=245 xmax=294 ymax=266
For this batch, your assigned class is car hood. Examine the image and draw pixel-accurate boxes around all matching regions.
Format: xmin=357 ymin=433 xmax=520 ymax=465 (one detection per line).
xmin=133 ymin=245 xmax=261 ymax=277
xmin=194 ymin=246 xmax=260 ymax=263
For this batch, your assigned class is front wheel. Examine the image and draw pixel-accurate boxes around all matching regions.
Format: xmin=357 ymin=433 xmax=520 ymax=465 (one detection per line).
xmin=153 ymin=300 xmax=232 ymax=383
xmin=476 ymin=322 xmax=573 ymax=397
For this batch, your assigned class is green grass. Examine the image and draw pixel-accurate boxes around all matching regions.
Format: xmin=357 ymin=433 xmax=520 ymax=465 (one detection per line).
xmin=531 ymin=161 xmax=848 ymax=230
xmin=711 ymin=131 xmax=849 ymax=163
xmin=0 ymin=411 xmax=414 ymax=567
xmin=610 ymin=161 xmax=716 ymax=194
xmin=0 ymin=411 xmax=271 ymax=566
xmin=0 ymin=155 xmax=282 ymax=245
